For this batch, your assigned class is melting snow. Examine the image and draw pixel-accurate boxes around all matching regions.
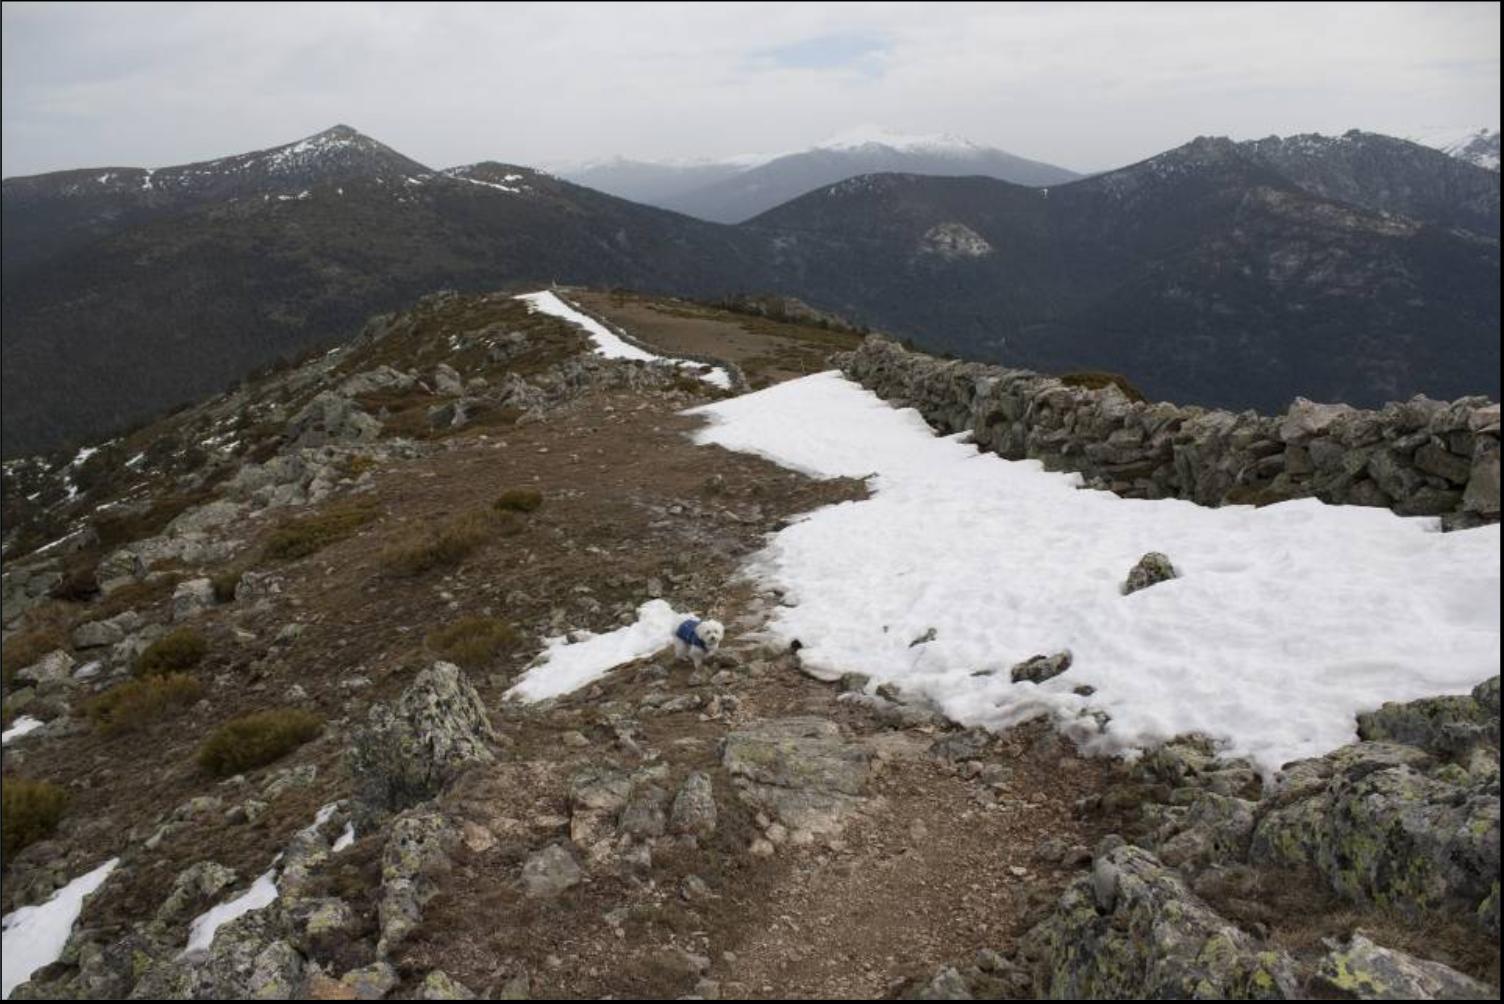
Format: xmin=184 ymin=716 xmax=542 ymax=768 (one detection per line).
xmin=183 ymin=868 xmax=278 ymax=955
xmin=687 ymin=372 xmax=1501 ymax=774
xmin=2 ymin=858 xmax=119 ymax=998
xmin=507 ymin=599 xmax=687 ymax=701
xmin=515 ymin=291 xmax=732 ymax=389
xmin=333 ymin=824 xmax=356 ymax=853
xmin=1 ymin=715 xmax=44 ymax=745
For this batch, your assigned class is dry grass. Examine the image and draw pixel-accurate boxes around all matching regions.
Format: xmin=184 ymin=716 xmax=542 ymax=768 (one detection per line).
xmin=378 ymin=509 xmax=520 ymax=578
xmin=264 ymin=499 xmax=381 ymax=561
xmin=197 ymin=708 xmax=324 ymax=777
xmin=2 ymin=625 xmax=69 ymax=690
xmin=494 ymin=489 xmax=543 ymax=513
xmin=426 ymin=617 xmax=520 ymax=669
xmin=2 ymin=777 xmax=69 ymax=862
xmin=134 ymin=628 xmax=207 ymax=678
xmin=91 ymin=573 xmax=184 ymax=620
xmin=83 ymin=673 xmax=204 ymax=735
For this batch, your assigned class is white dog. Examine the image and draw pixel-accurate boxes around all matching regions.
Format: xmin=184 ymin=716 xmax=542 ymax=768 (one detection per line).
xmin=671 ymin=616 xmax=725 ymax=670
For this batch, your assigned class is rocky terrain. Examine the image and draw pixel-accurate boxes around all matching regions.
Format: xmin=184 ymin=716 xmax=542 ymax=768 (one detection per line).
xmin=1 ymin=290 xmax=1498 ymax=999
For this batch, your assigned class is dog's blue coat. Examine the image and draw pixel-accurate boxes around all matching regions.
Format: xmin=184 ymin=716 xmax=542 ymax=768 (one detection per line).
xmin=675 ymin=618 xmax=708 ymax=651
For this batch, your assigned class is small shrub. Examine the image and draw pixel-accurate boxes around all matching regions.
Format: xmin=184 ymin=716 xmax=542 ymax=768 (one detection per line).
xmin=2 ymin=778 xmax=68 ymax=862
xmin=494 ymin=489 xmax=543 ymax=513
xmin=264 ymin=500 xmax=381 ymax=561
xmin=83 ymin=673 xmax=203 ymax=734
xmin=426 ymin=617 xmax=519 ymax=668
xmin=135 ymin=628 xmax=207 ymax=677
xmin=1058 ymin=371 xmax=1148 ymax=403
xmin=211 ymin=568 xmax=244 ymax=603
xmin=379 ymin=510 xmax=518 ymax=578
xmin=92 ymin=573 xmax=182 ymax=620
xmin=197 ymin=709 xmax=324 ymax=777
xmin=49 ymin=554 xmax=101 ymax=602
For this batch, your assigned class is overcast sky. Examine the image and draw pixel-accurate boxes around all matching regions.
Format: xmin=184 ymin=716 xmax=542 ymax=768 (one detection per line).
xmin=2 ymin=1 xmax=1499 ymax=178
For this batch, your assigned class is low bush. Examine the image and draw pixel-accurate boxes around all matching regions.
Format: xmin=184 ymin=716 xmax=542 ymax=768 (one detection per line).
xmin=83 ymin=673 xmax=204 ymax=734
xmin=197 ymin=709 xmax=324 ymax=777
xmin=426 ymin=617 xmax=519 ymax=668
xmin=210 ymin=568 xmax=244 ymax=603
xmin=2 ymin=778 xmax=68 ymax=862
xmin=494 ymin=489 xmax=543 ymax=513
xmin=264 ymin=500 xmax=381 ymax=561
xmin=134 ymin=628 xmax=207 ymax=677
xmin=379 ymin=510 xmax=519 ymax=578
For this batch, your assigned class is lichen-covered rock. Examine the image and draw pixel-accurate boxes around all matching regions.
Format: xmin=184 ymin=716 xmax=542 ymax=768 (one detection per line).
xmin=171 ymin=577 xmax=216 ymax=621
xmin=130 ymin=907 xmax=304 ymax=999
xmin=1313 ymin=932 xmax=1494 ymax=1000
xmin=669 ymin=771 xmax=718 ymax=837
xmin=348 ymin=662 xmax=498 ymax=824
xmin=152 ymin=861 xmax=239 ymax=933
xmin=722 ymin=717 xmax=871 ymax=834
xmin=420 ymin=969 xmax=478 ymax=999
xmin=1122 ymin=552 xmax=1177 ymax=595
xmin=1251 ymin=741 xmax=1500 ymax=935
xmin=1356 ymin=679 xmax=1498 ymax=757
xmin=377 ymin=809 xmax=456 ymax=957
xmin=1021 ymin=842 xmax=1298 ymax=998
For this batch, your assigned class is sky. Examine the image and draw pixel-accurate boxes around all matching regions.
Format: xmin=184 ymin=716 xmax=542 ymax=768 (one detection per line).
xmin=2 ymin=1 xmax=1499 ymax=178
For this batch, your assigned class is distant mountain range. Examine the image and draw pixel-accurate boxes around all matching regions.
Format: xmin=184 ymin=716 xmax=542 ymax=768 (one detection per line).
xmin=2 ymin=124 xmax=1497 ymax=456
xmin=558 ymin=128 xmax=1081 ymax=223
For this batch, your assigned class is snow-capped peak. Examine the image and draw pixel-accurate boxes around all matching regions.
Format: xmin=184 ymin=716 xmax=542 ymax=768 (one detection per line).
xmin=1403 ymin=126 xmax=1500 ymax=171
xmin=813 ymin=126 xmax=986 ymax=156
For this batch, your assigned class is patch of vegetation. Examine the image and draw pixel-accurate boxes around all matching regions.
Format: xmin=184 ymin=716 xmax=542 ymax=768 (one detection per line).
xmin=426 ymin=617 xmax=519 ymax=669
xmin=264 ymin=500 xmax=381 ymax=561
xmin=494 ymin=489 xmax=543 ymax=513
xmin=134 ymin=628 xmax=207 ymax=678
xmin=2 ymin=777 xmax=69 ymax=862
xmin=1059 ymin=371 xmax=1148 ymax=404
xmin=92 ymin=573 xmax=183 ymax=620
xmin=197 ymin=708 xmax=324 ymax=777
xmin=83 ymin=673 xmax=204 ymax=734
xmin=378 ymin=509 xmax=520 ymax=578
xmin=2 ymin=625 xmax=69 ymax=691
xmin=211 ymin=568 xmax=244 ymax=603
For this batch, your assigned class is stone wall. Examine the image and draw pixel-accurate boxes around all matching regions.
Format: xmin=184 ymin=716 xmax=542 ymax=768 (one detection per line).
xmin=837 ymin=338 xmax=1500 ymax=528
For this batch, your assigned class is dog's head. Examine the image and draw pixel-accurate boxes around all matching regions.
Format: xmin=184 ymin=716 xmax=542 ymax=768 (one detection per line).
xmin=696 ymin=619 xmax=725 ymax=652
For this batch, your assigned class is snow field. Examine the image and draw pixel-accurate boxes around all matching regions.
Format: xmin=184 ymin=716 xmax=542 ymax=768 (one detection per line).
xmin=686 ymin=372 xmax=1500 ymax=773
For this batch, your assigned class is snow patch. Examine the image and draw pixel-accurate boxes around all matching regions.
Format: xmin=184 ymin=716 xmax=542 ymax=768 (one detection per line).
xmin=686 ymin=372 xmax=1501 ymax=774
xmin=515 ymin=291 xmax=731 ymax=389
xmin=1 ymin=716 xmax=44 ymax=746
xmin=183 ymin=868 xmax=278 ymax=955
xmin=507 ymin=599 xmax=686 ymax=701
xmin=2 ymin=858 xmax=119 ymax=998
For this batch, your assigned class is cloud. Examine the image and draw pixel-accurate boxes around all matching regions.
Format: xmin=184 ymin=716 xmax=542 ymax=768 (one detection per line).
xmin=2 ymin=1 xmax=1498 ymax=178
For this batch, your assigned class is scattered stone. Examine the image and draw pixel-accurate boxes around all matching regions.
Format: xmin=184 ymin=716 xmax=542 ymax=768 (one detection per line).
xmin=669 ymin=771 xmax=718 ymax=837
xmin=1122 ymin=552 xmax=1177 ymax=595
xmin=1009 ymin=650 xmax=1073 ymax=685
xmin=521 ymin=843 xmax=583 ymax=898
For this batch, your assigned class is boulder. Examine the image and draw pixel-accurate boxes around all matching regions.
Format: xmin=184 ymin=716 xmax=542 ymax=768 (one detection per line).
xmin=669 ymin=771 xmax=718 ymax=837
xmin=1021 ymin=842 xmax=1298 ymax=998
xmin=348 ymin=662 xmax=498 ymax=824
xmin=1313 ymin=933 xmax=1494 ymax=1000
xmin=521 ymin=843 xmax=583 ymax=898
xmin=171 ymin=577 xmax=216 ymax=621
xmin=1122 ymin=552 xmax=1177 ymax=595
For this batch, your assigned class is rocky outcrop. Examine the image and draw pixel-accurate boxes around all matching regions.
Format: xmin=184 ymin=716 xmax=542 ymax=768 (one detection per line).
xmin=721 ymin=717 xmax=871 ymax=835
xmin=377 ymin=809 xmax=457 ymax=957
xmin=839 ymin=338 xmax=1500 ymax=527
xmin=1022 ymin=841 xmax=1300 ymax=998
xmin=1313 ymin=933 xmax=1494 ymax=999
xmin=286 ymin=391 xmax=382 ymax=448
xmin=348 ymin=662 xmax=499 ymax=825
